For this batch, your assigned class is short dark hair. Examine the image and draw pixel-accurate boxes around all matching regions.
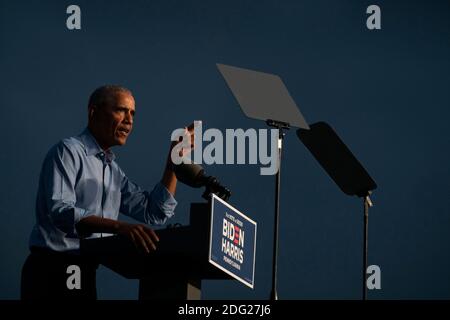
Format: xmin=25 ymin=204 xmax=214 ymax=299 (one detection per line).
xmin=88 ymin=85 xmax=133 ymax=109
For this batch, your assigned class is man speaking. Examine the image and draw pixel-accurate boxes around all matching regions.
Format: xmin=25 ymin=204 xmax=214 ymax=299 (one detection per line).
xmin=21 ymin=85 xmax=188 ymax=299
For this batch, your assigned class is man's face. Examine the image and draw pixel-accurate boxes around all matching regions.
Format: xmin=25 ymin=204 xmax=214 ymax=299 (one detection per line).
xmin=89 ymin=92 xmax=136 ymax=150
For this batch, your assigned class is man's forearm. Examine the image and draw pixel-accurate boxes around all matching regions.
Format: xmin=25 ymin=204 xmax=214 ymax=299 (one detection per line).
xmin=161 ymin=145 xmax=177 ymax=196
xmin=162 ymin=167 xmax=177 ymax=196
xmin=75 ymin=215 xmax=122 ymax=237
xmin=76 ymin=215 xmax=160 ymax=253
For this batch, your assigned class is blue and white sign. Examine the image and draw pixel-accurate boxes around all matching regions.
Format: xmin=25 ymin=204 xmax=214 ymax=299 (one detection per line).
xmin=209 ymin=194 xmax=257 ymax=288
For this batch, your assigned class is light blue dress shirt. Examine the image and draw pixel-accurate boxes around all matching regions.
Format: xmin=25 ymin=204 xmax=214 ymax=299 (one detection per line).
xmin=29 ymin=128 xmax=177 ymax=252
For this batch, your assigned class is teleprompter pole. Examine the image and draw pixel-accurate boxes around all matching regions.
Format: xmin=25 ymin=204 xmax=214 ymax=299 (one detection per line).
xmin=362 ymin=193 xmax=373 ymax=300
xmin=267 ymin=119 xmax=289 ymax=301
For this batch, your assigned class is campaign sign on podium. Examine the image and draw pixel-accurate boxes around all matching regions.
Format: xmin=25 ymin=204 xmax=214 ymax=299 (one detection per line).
xmin=208 ymin=194 xmax=257 ymax=288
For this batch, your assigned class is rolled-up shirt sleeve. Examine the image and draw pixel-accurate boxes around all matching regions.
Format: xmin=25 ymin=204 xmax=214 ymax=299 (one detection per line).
xmin=42 ymin=142 xmax=93 ymax=236
xmin=119 ymin=173 xmax=177 ymax=225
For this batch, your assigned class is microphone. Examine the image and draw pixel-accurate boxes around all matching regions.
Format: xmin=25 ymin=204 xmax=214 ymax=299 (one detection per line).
xmin=173 ymin=163 xmax=231 ymax=201
xmin=173 ymin=162 xmax=204 ymax=188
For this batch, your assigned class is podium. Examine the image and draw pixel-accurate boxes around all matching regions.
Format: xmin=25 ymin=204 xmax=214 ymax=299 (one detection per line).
xmin=80 ymin=203 xmax=231 ymax=300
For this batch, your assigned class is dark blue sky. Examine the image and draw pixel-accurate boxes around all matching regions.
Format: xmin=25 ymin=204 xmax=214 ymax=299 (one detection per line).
xmin=1 ymin=0 xmax=449 ymax=299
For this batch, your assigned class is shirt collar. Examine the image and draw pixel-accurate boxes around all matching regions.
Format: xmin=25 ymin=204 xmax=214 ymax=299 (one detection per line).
xmin=79 ymin=128 xmax=116 ymax=163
